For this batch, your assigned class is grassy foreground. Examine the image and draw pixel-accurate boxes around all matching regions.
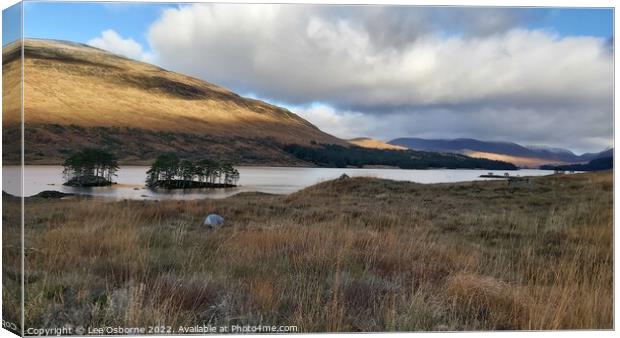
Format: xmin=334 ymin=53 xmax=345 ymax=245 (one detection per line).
xmin=3 ymin=171 xmax=613 ymax=331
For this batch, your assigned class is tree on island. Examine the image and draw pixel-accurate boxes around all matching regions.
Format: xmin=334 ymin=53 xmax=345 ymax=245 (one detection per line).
xmin=62 ymin=148 xmax=119 ymax=187
xmin=146 ymin=153 xmax=240 ymax=189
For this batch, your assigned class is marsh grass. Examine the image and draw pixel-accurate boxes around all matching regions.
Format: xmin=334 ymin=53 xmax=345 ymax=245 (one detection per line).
xmin=4 ymin=171 xmax=612 ymax=331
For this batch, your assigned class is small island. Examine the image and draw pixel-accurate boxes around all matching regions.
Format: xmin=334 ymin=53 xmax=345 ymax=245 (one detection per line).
xmin=62 ymin=148 xmax=119 ymax=187
xmin=146 ymin=153 xmax=240 ymax=189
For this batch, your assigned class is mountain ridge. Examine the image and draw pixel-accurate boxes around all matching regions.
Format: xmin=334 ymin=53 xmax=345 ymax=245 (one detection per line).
xmin=389 ymin=137 xmax=612 ymax=168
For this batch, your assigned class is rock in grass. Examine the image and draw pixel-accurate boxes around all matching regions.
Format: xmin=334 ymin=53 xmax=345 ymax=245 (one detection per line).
xmin=204 ymin=214 xmax=225 ymax=228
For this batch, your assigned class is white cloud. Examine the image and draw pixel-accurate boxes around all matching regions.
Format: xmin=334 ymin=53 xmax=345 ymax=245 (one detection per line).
xmin=88 ymin=29 xmax=153 ymax=63
xmin=147 ymin=5 xmax=611 ymax=108
xmin=145 ymin=5 xmax=613 ymax=152
xmin=292 ymin=103 xmax=612 ymax=154
xmin=291 ymin=103 xmax=377 ymax=140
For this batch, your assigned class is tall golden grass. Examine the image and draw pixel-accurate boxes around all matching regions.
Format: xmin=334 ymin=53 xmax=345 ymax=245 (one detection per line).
xmin=3 ymin=171 xmax=612 ymax=331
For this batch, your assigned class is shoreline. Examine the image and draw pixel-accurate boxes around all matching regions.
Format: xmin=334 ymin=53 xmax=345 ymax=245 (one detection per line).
xmin=5 ymin=170 xmax=596 ymax=201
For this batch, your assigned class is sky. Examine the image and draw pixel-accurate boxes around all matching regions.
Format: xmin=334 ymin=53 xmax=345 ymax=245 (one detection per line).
xmin=3 ymin=2 xmax=614 ymax=153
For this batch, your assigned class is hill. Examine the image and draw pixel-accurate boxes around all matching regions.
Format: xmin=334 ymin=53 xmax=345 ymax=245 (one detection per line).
xmin=389 ymin=137 xmax=612 ymax=168
xmin=2 ymin=39 xmax=346 ymax=165
xmin=348 ymin=137 xmax=407 ymax=150
xmin=540 ymin=156 xmax=613 ymax=172
xmin=578 ymin=148 xmax=613 ymax=162
xmin=283 ymin=143 xmax=517 ymax=170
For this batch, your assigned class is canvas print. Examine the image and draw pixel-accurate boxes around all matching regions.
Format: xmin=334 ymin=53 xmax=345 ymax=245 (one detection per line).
xmin=1 ymin=1 xmax=614 ymax=335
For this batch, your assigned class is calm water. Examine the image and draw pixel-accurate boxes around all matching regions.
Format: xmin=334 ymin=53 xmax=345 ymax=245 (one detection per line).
xmin=2 ymin=166 xmax=554 ymax=200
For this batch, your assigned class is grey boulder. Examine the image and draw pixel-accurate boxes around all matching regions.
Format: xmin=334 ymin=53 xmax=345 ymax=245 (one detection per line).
xmin=204 ymin=214 xmax=225 ymax=228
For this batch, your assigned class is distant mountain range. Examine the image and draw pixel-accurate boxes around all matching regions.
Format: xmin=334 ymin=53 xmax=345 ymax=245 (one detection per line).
xmin=388 ymin=138 xmax=612 ymax=168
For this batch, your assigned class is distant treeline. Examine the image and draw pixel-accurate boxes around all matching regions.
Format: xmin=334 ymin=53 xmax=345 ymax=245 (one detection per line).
xmin=540 ymin=157 xmax=613 ymax=172
xmin=283 ymin=144 xmax=518 ymax=170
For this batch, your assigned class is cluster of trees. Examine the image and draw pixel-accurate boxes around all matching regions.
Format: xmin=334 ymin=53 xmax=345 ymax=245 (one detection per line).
xmin=62 ymin=149 xmax=240 ymax=189
xmin=146 ymin=153 xmax=240 ymax=188
xmin=283 ymin=143 xmax=517 ymax=170
xmin=62 ymin=148 xmax=119 ymax=186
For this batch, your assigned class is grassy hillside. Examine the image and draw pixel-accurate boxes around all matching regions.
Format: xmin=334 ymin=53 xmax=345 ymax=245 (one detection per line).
xmin=5 ymin=124 xmax=310 ymax=166
xmin=284 ymin=143 xmax=517 ymax=170
xmin=462 ymin=150 xmax=564 ymax=168
xmin=4 ymin=171 xmax=611 ymax=331
xmin=2 ymin=39 xmax=345 ymax=165
xmin=349 ymin=138 xmax=407 ymax=150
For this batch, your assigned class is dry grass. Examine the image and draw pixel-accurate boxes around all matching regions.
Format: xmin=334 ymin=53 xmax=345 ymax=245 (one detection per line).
xmin=3 ymin=171 xmax=613 ymax=331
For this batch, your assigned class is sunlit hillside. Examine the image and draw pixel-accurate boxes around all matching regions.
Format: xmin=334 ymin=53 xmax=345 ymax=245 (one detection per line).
xmin=2 ymin=39 xmax=345 ymax=164
xmin=349 ymin=137 xmax=407 ymax=151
